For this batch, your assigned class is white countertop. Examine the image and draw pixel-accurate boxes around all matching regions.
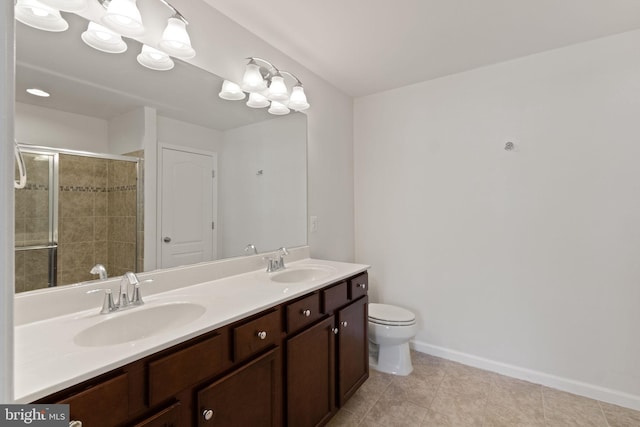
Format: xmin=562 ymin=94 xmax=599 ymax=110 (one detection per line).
xmin=14 ymin=258 xmax=368 ymax=403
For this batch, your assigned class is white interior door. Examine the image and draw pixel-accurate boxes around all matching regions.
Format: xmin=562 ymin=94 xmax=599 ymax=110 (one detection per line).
xmin=160 ymin=146 xmax=217 ymax=268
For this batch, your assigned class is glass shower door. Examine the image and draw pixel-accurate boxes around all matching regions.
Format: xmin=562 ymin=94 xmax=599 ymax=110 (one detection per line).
xmin=14 ymin=149 xmax=57 ymax=292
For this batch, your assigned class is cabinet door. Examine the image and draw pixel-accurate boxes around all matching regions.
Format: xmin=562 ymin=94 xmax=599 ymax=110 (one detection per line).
xmin=197 ymin=348 xmax=281 ymax=427
xmin=286 ymin=316 xmax=335 ymax=427
xmin=337 ymin=296 xmax=369 ymax=406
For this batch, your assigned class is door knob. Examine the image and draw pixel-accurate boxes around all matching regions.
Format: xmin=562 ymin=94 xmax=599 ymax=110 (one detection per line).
xmin=163 ymin=237 xmax=171 ymax=243
xmin=203 ymin=409 xmax=214 ymax=421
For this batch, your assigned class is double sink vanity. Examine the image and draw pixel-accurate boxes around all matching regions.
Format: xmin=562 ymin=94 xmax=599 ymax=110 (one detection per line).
xmin=14 ymin=248 xmax=370 ymax=426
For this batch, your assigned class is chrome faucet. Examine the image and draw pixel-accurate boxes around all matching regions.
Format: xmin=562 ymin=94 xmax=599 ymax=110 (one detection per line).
xmin=90 ymin=264 xmax=108 ymax=280
xmin=264 ymin=247 xmax=289 ymax=273
xmin=118 ymin=271 xmax=143 ymax=308
xmin=244 ymin=244 xmax=258 ymax=255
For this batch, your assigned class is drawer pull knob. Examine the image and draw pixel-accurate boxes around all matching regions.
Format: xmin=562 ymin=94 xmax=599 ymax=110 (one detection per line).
xmin=257 ymin=331 xmax=267 ymax=340
xmin=302 ymin=309 xmax=311 ymax=317
xmin=341 ymin=321 xmax=348 ymax=328
xmin=332 ymin=328 xmax=339 ymax=335
xmin=203 ymin=409 xmax=215 ymax=421
xmin=357 ymin=283 xmax=366 ymax=289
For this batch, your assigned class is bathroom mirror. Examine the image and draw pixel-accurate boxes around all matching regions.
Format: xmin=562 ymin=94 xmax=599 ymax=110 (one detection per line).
xmin=14 ymin=13 xmax=307 ymax=292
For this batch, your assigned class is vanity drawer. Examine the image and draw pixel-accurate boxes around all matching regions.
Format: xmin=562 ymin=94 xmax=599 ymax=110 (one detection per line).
xmin=58 ymin=372 xmax=129 ymax=426
xmin=322 ymin=281 xmax=348 ymax=313
xmin=348 ymin=273 xmax=368 ymax=300
xmin=147 ymin=331 xmax=227 ymax=406
xmin=234 ymin=309 xmax=281 ymax=362
xmin=286 ymin=292 xmax=322 ymax=333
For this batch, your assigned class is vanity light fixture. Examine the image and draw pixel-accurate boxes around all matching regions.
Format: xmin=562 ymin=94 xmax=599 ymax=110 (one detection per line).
xmin=101 ymin=0 xmax=144 ymax=37
xmin=81 ymin=21 xmax=127 ymax=54
xmin=219 ymin=80 xmax=246 ymax=101
xmin=15 ymin=0 xmax=69 ymax=32
xmin=222 ymin=57 xmax=310 ymax=115
xmin=136 ymin=44 xmax=174 ymax=71
xmin=15 ymin=0 xmax=195 ymax=71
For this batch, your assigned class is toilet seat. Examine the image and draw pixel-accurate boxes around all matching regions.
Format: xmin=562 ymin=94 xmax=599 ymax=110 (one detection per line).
xmin=368 ymin=303 xmax=416 ymax=326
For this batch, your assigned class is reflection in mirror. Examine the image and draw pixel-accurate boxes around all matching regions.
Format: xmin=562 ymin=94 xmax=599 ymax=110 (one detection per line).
xmin=15 ymin=13 xmax=308 ymax=292
xmin=15 ymin=146 xmax=140 ymax=292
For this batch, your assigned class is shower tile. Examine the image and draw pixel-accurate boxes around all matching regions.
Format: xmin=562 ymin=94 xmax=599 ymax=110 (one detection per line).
xmin=95 ymin=192 xmax=108 ymax=216
xmin=59 ymin=155 xmax=94 ymax=187
xmin=59 ymin=268 xmax=93 ymax=287
xmin=24 ymin=217 xmax=50 ymax=245
xmin=60 ymin=192 xmax=94 ymax=218
xmin=59 ymin=217 xmax=94 ymax=243
xmin=94 ymin=241 xmax=108 ymax=266
xmin=94 ymin=159 xmax=108 ymax=188
xmin=108 ymin=216 xmax=136 ymax=243
xmin=23 ymin=274 xmax=50 ymax=292
xmin=24 ymin=249 xmax=50 ymax=276
xmin=24 ymin=189 xmax=49 ymax=219
xmin=14 ymin=189 xmax=26 ymax=218
xmin=14 ymin=217 xmax=26 ymax=246
xmin=95 ymin=217 xmax=108 ymax=242
xmin=58 ymin=242 xmax=95 ymax=271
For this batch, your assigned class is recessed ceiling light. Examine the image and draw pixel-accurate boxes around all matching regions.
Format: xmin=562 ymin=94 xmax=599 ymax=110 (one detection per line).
xmin=26 ymin=88 xmax=50 ymax=97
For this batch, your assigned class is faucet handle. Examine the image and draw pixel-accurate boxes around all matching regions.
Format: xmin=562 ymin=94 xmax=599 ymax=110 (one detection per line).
xmin=87 ymin=288 xmax=116 ymax=314
xmin=278 ymin=247 xmax=289 ymax=257
xmin=131 ymin=279 xmax=153 ymax=306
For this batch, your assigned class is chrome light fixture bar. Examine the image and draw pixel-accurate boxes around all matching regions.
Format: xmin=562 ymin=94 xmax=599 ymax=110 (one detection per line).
xmin=219 ymin=57 xmax=310 ymax=115
xmin=15 ymin=0 xmax=195 ymax=71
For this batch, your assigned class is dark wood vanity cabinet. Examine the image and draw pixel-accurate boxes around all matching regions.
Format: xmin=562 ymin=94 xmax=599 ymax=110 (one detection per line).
xmin=35 ymin=271 xmax=369 ymax=427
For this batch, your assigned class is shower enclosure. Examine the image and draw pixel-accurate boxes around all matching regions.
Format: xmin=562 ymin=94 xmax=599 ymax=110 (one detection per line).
xmin=14 ymin=145 xmax=141 ymax=293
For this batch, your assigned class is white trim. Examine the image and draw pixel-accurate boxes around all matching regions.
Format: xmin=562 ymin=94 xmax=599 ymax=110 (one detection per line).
xmin=411 ymin=340 xmax=640 ymax=412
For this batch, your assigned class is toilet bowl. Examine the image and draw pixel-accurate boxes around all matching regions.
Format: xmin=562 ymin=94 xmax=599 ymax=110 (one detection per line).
xmin=368 ymin=303 xmax=417 ymax=376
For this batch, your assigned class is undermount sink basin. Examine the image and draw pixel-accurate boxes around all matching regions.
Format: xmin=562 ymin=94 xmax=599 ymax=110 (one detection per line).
xmin=270 ymin=266 xmax=335 ymax=283
xmin=74 ymin=302 xmax=206 ymax=347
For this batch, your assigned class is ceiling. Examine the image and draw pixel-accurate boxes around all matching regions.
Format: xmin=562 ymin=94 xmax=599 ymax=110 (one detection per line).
xmin=204 ymin=0 xmax=640 ymax=97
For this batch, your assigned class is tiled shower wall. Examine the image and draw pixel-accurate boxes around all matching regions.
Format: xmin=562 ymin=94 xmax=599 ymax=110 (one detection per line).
xmin=15 ymin=152 xmax=142 ymax=291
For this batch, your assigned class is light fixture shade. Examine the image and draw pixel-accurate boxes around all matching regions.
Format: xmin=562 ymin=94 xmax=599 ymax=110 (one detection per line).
xmin=102 ymin=0 xmax=144 ymax=37
xmin=37 ymin=0 xmax=86 ymax=12
xmin=15 ymin=0 xmax=69 ymax=32
xmin=246 ymin=92 xmax=270 ymax=108
xmin=267 ymin=75 xmax=288 ymax=101
xmin=241 ymin=63 xmax=267 ymax=92
xmin=81 ymin=21 xmax=127 ymax=54
xmin=136 ymin=44 xmax=174 ymax=71
xmin=219 ymin=80 xmax=246 ymax=101
xmin=288 ymin=85 xmax=310 ymax=111
xmin=158 ymin=17 xmax=195 ymax=59
xmin=268 ymin=100 xmax=290 ymax=115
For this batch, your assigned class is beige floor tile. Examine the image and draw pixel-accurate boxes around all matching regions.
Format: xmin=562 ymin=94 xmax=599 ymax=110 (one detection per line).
xmin=421 ymin=406 xmax=485 ymax=427
xmin=342 ymin=370 xmax=394 ymax=418
xmin=326 ymin=409 xmax=362 ymax=427
xmin=483 ymin=402 xmax=545 ymax=427
xmin=365 ymin=389 xmax=429 ymax=427
xmin=543 ymin=387 xmax=608 ymax=427
xmin=389 ymin=370 xmax=443 ymax=409
xmin=600 ymin=401 xmax=640 ymax=427
xmin=487 ymin=375 xmax=544 ymax=421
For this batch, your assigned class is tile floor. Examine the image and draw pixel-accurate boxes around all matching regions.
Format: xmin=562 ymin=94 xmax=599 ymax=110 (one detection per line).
xmin=328 ymin=351 xmax=640 ymax=427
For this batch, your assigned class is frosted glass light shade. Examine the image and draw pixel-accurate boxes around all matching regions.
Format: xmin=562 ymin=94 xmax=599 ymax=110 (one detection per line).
xmin=219 ymin=80 xmax=246 ymax=101
xmin=15 ymin=0 xmax=69 ymax=32
xmin=102 ymin=0 xmax=144 ymax=37
xmin=288 ymin=86 xmax=310 ymax=111
xmin=137 ymin=45 xmax=174 ymax=71
xmin=159 ymin=18 xmax=195 ymax=59
xmin=268 ymin=101 xmax=290 ymax=115
xmin=38 ymin=0 xmax=86 ymax=12
xmin=267 ymin=75 xmax=288 ymax=101
xmin=246 ymin=92 xmax=270 ymax=108
xmin=241 ymin=63 xmax=267 ymax=92
xmin=81 ymin=22 xmax=127 ymax=54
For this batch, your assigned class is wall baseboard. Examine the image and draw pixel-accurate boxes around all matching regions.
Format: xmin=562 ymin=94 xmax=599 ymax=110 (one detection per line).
xmin=411 ymin=340 xmax=640 ymax=412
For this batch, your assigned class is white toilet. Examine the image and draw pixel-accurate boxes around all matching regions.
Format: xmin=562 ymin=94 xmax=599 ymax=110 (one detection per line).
xmin=368 ymin=303 xmax=417 ymax=376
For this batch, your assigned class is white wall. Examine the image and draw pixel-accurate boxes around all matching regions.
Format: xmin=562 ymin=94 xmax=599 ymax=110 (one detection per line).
xmin=220 ymin=115 xmax=307 ymax=258
xmin=354 ymin=30 xmax=640 ymax=408
xmin=157 ymin=116 xmax=224 ymax=153
xmin=0 ymin=0 xmax=14 ymax=404
xmin=15 ymin=102 xmax=109 ymax=151
xmin=108 ymin=107 xmax=147 ymax=154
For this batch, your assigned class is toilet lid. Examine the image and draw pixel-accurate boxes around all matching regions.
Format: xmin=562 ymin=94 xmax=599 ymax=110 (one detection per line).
xmin=368 ymin=303 xmax=416 ymax=326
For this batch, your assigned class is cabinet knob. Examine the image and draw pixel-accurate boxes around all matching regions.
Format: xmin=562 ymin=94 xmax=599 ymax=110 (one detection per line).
xmin=163 ymin=237 xmax=172 ymax=243
xmin=257 ymin=331 xmax=267 ymax=340
xmin=341 ymin=321 xmax=348 ymax=328
xmin=332 ymin=328 xmax=339 ymax=335
xmin=203 ymin=409 xmax=215 ymax=421
xmin=302 ymin=309 xmax=311 ymax=317
xmin=357 ymin=283 xmax=366 ymax=289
